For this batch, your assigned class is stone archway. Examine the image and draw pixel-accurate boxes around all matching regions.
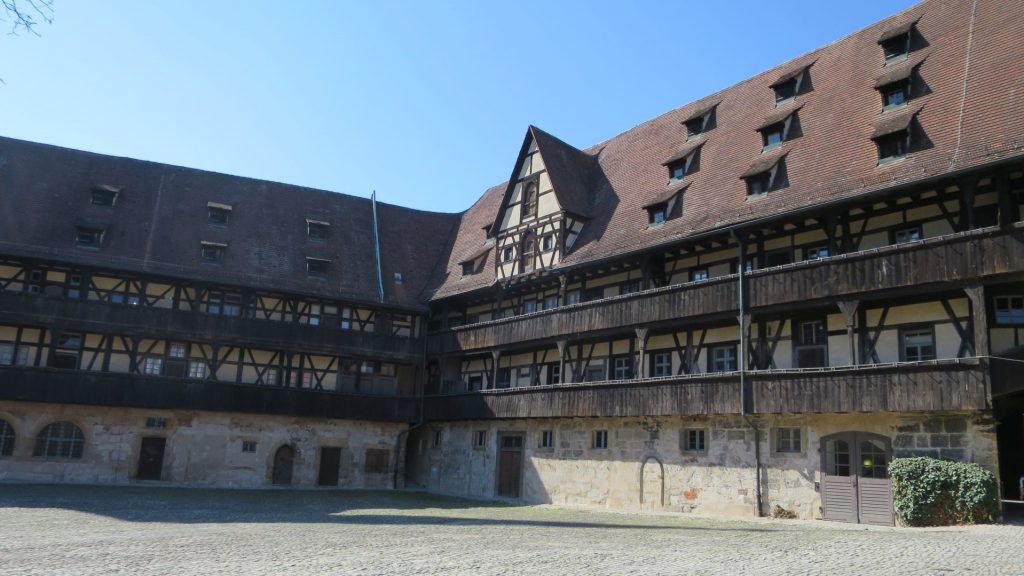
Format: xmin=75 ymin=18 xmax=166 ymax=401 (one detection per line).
xmin=272 ymin=444 xmax=295 ymax=486
xmin=639 ymin=455 xmax=665 ymax=510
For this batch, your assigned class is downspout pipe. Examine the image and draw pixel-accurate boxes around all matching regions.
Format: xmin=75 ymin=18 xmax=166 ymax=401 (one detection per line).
xmin=733 ymin=231 xmax=763 ymax=517
xmin=371 ymin=191 xmax=385 ymax=304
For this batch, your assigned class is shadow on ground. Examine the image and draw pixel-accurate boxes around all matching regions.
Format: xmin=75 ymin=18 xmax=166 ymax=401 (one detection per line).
xmin=0 ymin=483 xmax=784 ymax=532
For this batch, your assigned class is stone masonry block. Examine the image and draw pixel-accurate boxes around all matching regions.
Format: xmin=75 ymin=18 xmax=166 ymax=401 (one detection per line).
xmin=930 ymin=434 xmax=949 ymax=448
xmin=922 ymin=418 xmax=944 ymax=433
xmin=896 ymin=423 xmax=920 ymax=433
xmin=942 ymin=418 xmax=967 ymax=433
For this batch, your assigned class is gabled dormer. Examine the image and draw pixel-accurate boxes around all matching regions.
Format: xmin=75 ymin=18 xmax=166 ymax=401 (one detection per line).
xmin=489 ymin=126 xmax=599 ymax=281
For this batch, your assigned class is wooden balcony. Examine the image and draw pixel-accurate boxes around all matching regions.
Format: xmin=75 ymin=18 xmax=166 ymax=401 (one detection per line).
xmin=0 ymin=366 xmax=418 ymax=422
xmin=0 ymin=291 xmax=423 ymax=362
xmin=421 ymin=359 xmax=990 ymax=421
xmin=428 ymin=226 xmax=1024 ymax=355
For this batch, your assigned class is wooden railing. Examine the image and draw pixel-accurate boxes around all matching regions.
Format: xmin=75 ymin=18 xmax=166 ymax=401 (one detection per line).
xmin=421 ymin=359 xmax=990 ymax=420
xmin=428 ymin=226 xmax=1024 ymax=354
xmin=0 ymin=366 xmax=418 ymax=422
xmin=0 ymin=291 xmax=424 ymax=362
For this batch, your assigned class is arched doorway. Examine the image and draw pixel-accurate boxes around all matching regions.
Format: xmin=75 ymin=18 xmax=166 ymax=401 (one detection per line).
xmin=639 ymin=455 xmax=665 ymax=511
xmin=272 ymin=445 xmax=295 ymax=486
xmin=820 ymin=432 xmax=893 ymax=525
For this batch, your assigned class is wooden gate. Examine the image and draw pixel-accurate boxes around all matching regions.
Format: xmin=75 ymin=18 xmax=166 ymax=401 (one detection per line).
xmin=497 ymin=434 xmax=524 ymax=498
xmin=318 ymin=447 xmax=341 ymax=486
xmin=821 ymin=432 xmax=893 ymax=525
xmin=272 ymin=445 xmax=295 ymax=486
xmin=136 ymin=437 xmax=166 ymax=481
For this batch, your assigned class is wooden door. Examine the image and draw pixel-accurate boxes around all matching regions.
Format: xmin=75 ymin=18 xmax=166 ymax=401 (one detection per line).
xmin=318 ymin=447 xmax=341 ymax=486
xmin=821 ymin=432 xmax=894 ymax=525
xmin=272 ymin=445 xmax=295 ymax=486
xmin=136 ymin=437 xmax=166 ymax=481
xmin=497 ymin=434 xmax=523 ymax=498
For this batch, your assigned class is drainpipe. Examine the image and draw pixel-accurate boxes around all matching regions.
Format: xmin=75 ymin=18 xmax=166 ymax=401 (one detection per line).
xmin=733 ymin=231 xmax=763 ymax=517
xmin=371 ymin=191 xmax=385 ymax=304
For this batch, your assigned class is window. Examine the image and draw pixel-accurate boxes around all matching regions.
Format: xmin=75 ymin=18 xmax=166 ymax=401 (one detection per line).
xmin=51 ymin=332 xmax=81 ymax=370
xmin=461 ymin=261 xmax=477 ymax=276
xmin=541 ymin=234 xmax=555 ymax=252
xmin=667 ymin=159 xmax=687 ymax=181
xmin=145 ymin=417 xmax=168 ymax=429
xmin=523 ymin=300 xmax=538 ymax=314
xmin=75 ymin=227 xmax=103 ymax=249
xmin=263 ymin=367 xmax=278 ymax=385
xmin=497 ymin=367 xmax=511 ymax=388
xmin=882 ymin=81 xmax=909 ymax=109
xmin=565 ymin=290 xmax=581 ymax=305
xmin=543 ymin=295 xmax=559 ymax=310
xmin=761 ymin=123 xmax=785 ymax=150
xmin=0 ymin=344 xmax=27 ymax=367
xmin=242 ymin=441 xmax=258 ymax=453
xmin=682 ymin=429 xmax=706 ymax=453
xmin=901 ymin=328 xmax=936 ymax=362
xmin=775 ymin=428 xmax=801 ymax=453
xmin=306 ymin=258 xmax=329 ymax=279
xmin=432 ymin=429 xmax=442 ymax=448
xmin=539 ymin=430 xmax=554 ymax=449
xmin=880 ymin=32 xmax=911 ymax=64
xmin=612 ymin=357 xmax=632 ymax=380
xmin=142 ymin=357 xmax=163 ymax=376
xmin=393 ymin=272 xmax=403 ymax=285
xmin=684 ymin=117 xmax=705 ymax=138
xmin=66 ymin=274 xmax=82 ymax=299
xmin=307 ymin=221 xmax=328 ymax=242
xmin=0 ymin=419 xmax=15 ymax=457
xmin=876 ymin=131 xmax=908 ymax=162
xmin=893 ymin=226 xmax=922 ymax=245
xmin=804 ymin=246 xmax=829 ymax=261
xmin=995 ymin=296 xmax=1024 ymax=325
xmin=746 ymin=172 xmax=773 ymax=197
xmin=593 ymin=430 xmax=608 ymax=449
xmin=33 ymin=421 xmax=84 ymax=459
xmin=520 ymin=235 xmax=536 ymax=273
xmin=620 ymin=280 xmax=641 ymax=295
xmin=522 ymin=181 xmax=539 ymax=219
xmin=90 ymin=188 xmax=118 ymax=206
xmin=502 ymin=246 xmax=514 ymax=263
xmin=208 ymin=205 xmax=230 ymax=225
xmin=710 ymin=345 xmax=737 ymax=373
xmin=546 ymin=362 xmax=561 ymax=385
xmin=794 ymin=319 xmax=828 ymax=368
xmin=188 ymin=361 xmax=207 ymax=379
xmin=200 ymin=243 xmax=225 ymax=262
xmin=648 ymin=205 xmax=667 ymax=225
xmin=689 ymin=267 xmax=709 ymax=282
xmin=473 ymin=430 xmax=487 ymax=449
xmin=168 ymin=343 xmax=187 ymax=359
xmin=652 ymin=352 xmax=672 ymax=377
xmin=773 ymin=78 xmax=798 ymax=104
xmin=364 ymin=448 xmax=390 ymax=473
xmin=763 ymin=249 xmax=792 ymax=268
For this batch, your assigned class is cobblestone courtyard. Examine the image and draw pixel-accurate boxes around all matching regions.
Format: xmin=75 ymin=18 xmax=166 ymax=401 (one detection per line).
xmin=1 ymin=485 xmax=1022 ymax=576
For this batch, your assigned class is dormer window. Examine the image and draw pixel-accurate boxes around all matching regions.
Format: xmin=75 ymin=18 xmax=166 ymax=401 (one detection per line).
xmin=306 ymin=219 xmax=329 ymax=242
xmin=881 ymin=81 xmax=909 ymax=109
xmin=878 ymin=21 xmax=915 ymax=64
xmin=742 ymin=153 xmax=787 ymax=197
xmin=681 ymin=102 xmax=718 ymax=140
xmin=757 ymin=106 xmax=801 ymax=152
xmin=761 ymin=123 xmax=785 ymax=150
xmin=662 ymin=142 xmax=703 ymax=182
xmin=90 ymin=187 xmax=118 ymax=206
xmin=306 ymin=258 xmax=329 ymax=279
xmin=461 ymin=262 xmax=476 ymax=276
xmin=773 ymin=78 xmax=797 ymax=104
xmin=647 ymin=205 xmax=667 ymax=225
xmin=75 ymin=227 xmax=104 ymax=249
xmin=208 ymin=202 xmax=232 ymax=226
xmin=769 ymin=64 xmax=811 ymax=106
xmin=642 ymin=186 xmax=685 ymax=227
xmin=871 ymin=106 xmax=919 ymax=164
xmin=200 ymin=241 xmax=226 ymax=262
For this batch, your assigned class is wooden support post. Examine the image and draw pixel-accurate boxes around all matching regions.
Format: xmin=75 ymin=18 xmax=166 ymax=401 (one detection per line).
xmin=965 ymin=285 xmax=989 ymax=357
xmin=838 ymin=300 xmax=860 ymax=366
xmin=958 ymin=179 xmax=977 ymax=232
xmin=996 ymin=169 xmax=1015 ymax=228
xmin=635 ymin=327 xmax=649 ymax=379
xmin=558 ymin=274 xmax=567 ymax=307
xmin=755 ymin=320 xmax=767 ymax=370
xmin=556 ymin=340 xmax=567 ymax=384
xmin=684 ymin=330 xmax=694 ymax=374
xmin=491 ymin=349 xmax=502 ymax=389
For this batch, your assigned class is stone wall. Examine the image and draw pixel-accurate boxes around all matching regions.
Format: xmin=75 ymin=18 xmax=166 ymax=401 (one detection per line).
xmin=406 ymin=410 xmax=999 ymax=520
xmin=0 ymin=401 xmax=406 ymax=489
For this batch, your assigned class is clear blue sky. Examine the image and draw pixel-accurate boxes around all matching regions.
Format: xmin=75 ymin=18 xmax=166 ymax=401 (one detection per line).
xmin=2 ymin=1 xmax=915 ymax=213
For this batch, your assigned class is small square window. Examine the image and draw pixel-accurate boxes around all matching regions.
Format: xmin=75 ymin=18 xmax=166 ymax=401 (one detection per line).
xmin=746 ymin=172 xmax=773 ymax=197
xmin=201 ymin=243 xmax=224 ymax=262
xmin=804 ymin=246 xmax=829 ymax=260
xmin=901 ymin=328 xmax=936 ymax=362
xmin=761 ymin=124 xmax=785 ymax=150
xmin=306 ymin=258 xmax=329 ymax=279
xmin=593 ymin=430 xmax=608 ymax=449
xmin=145 ymin=417 xmax=168 ymax=429
xmin=773 ymin=78 xmax=798 ymax=104
xmin=565 ymin=290 xmax=581 ymax=305
xmin=620 ymin=280 xmax=642 ymax=295
xmin=208 ymin=206 xmax=230 ymax=226
xmin=90 ymin=189 xmax=118 ymax=206
xmin=502 ymin=247 xmax=515 ymax=263
xmin=882 ymin=82 xmax=909 ymax=109
xmin=524 ymin=300 xmax=538 ymax=314
xmin=168 ymin=343 xmax=187 ymax=359
xmin=710 ymin=345 xmax=737 ymax=373
xmin=188 ymin=361 xmax=207 ymax=379
xmin=242 ymin=440 xmax=258 ymax=453
xmin=647 ymin=206 xmax=667 ymax=225
xmin=652 ymin=352 xmax=672 ymax=377
xmin=667 ymin=159 xmax=687 ymax=181
xmin=682 ymin=429 xmax=706 ymax=453
xmin=995 ymin=296 xmax=1024 ymax=325
xmin=539 ymin=430 xmax=554 ymax=449
xmin=685 ymin=117 xmax=706 ymax=139
xmin=543 ymin=295 xmax=559 ymax=310
xmin=775 ymin=428 xmax=801 ymax=453
xmin=307 ymin=221 xmax=328 ymax=242
xmin=461 ymin=261 xmax=477 ymax=276
xmin=612 ymin=356 xmax=632 ymax=380
xmin=473 ymin=430 xmax=487 ymax=449
xmin=541 ymin=234 xmax=555 ymax=252
xmin=876 ymin=131 xmax=908 ymax=162
xmin=75 ymin=227 xmax=104 ymax=249
xmin=881 ymin=34 xmax=910 ymax=63
xmin=143 ymin=357 xmax=163 ymax=376
xmin=893 ymin=226 xmax=922 ymax=245
xmin=393 ymin=272 xmax=403 ymax=284
xmin=689 ymin=267 xmax=709 ymax=282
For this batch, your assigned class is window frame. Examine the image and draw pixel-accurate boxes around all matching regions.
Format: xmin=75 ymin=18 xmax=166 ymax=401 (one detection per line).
xmin=307 ymin=221 xmax=328 ymax=243
xmin=90 ymin=188 xmax=118 ymax=207
xmin=994 ymin=295 xmax=1024 ymax=325
xmin=900 ymin=326 xmax=936 ymax=362
xmin=881 ymin=33 xmax=911 ymax=64
xmin=774 ymin=427 xmax=802 ymax=454
xmin=538 ymin=429 xmax=554 ymax=449
xmin=592 ymin=429 xmax=609 ymax=450
xmin=305 ymin=258 xmax=330 ymax=280
xmin=709 ymin=344 xmax=737 ymax=373
xmin=651 ymin=352 xmax=672 ymax=378
xmin=881 ymin=80 xmax=910 ymax=110
xmin=75 ymin=227 xmax=104 ymax=249
xmin=473 ymin=430 xmax=487 ymax=450
xmin=892 ymin=225 xmax=922 ymax=245
xmin=681 ymin=428 xmax=707 ymax=453
xmin=773 ymin=77 xmax=798 ymax=105
xmin=647 ymin=204 xmax=667 ymax=226
xmin=876 ymin=129 xmax=909 ymax=163
xmin=32 ymin=421 xmax=85 ymax=459
xmin=207 ymin=206 xmax=231 ymax=226
xmin=200 ymin=243 xmax=225 ymax=263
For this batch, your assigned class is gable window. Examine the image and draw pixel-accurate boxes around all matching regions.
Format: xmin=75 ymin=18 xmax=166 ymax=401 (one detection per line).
xmin=306 ymin=258 xmax=329 ymax=280
xmin=207 ymin=203 xmax=231 ymax=226
xmin=794 ymin=319 xmax=828 ymax=368
xmin=90 ymin=188 xmax=118 ymax=206
xmin=682 ymin=429 xmax=706 ymax=453
xmin=684 ymin=117 xmax=706 ymax=139
xmin=593 ymin=430 xmax=608 ymax=449
xmin=775 ymin=428 xmax=801 ymax=453
xmin=893 ymin=226 xmax=922 ymax=245
xmin=769 ymin=65 xmax=810 ymax=106
xmin=200 ymin=242 xmax=225 ymax=263
xmin=690 ymin=267 xmax=709 ymax=282
xmin=901 ymin=328 xmax=936 ymax=362
xmin=667 ymin=160 xmax=687 ymax=181
xmin=652 ymin=352 xmax=672 ymax=377
xmin=710 ymin=344 xmax=737 ymax=373
xmin=522 ymin=180 xmax=539 ymax=220
xmin=307 ymin=220 xmax=329 ymax=242
xmin=75 ymin=227 xmax=104 ymax=249
xmin=995 ymin=296 xmax=1024 ymax=325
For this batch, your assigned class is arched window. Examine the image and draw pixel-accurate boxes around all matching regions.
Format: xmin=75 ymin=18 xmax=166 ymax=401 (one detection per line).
xmin=520 ymin=231 xmax=536 ymax=274
xmin=0 ymin=419 xmax=14 ymax=457
xmin=523 ymin=181 xmax=538 ymax=219
xmin=33 ymin=421 xmax=84 ymax=459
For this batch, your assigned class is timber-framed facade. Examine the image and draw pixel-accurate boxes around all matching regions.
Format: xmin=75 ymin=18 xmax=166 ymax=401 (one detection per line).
xmin=1 ymin=0 xmax=1023 ymax=525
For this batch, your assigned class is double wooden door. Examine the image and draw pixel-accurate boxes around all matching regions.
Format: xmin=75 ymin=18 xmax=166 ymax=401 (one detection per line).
xmin=821 ymin=432 xmax=894 ymax=525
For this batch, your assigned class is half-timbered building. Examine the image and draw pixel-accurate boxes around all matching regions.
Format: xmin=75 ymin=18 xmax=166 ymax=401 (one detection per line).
xmin=1 ymin=0 xmax=1022 ymax=525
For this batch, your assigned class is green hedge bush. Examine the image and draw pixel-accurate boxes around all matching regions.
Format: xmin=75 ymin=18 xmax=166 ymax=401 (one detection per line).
xmin=888 ymin=457 xmax=999 ymax=526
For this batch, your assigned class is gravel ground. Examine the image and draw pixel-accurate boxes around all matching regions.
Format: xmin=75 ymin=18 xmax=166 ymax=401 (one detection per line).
xmin=0 ymin=484 xmax=1021 ymax=576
